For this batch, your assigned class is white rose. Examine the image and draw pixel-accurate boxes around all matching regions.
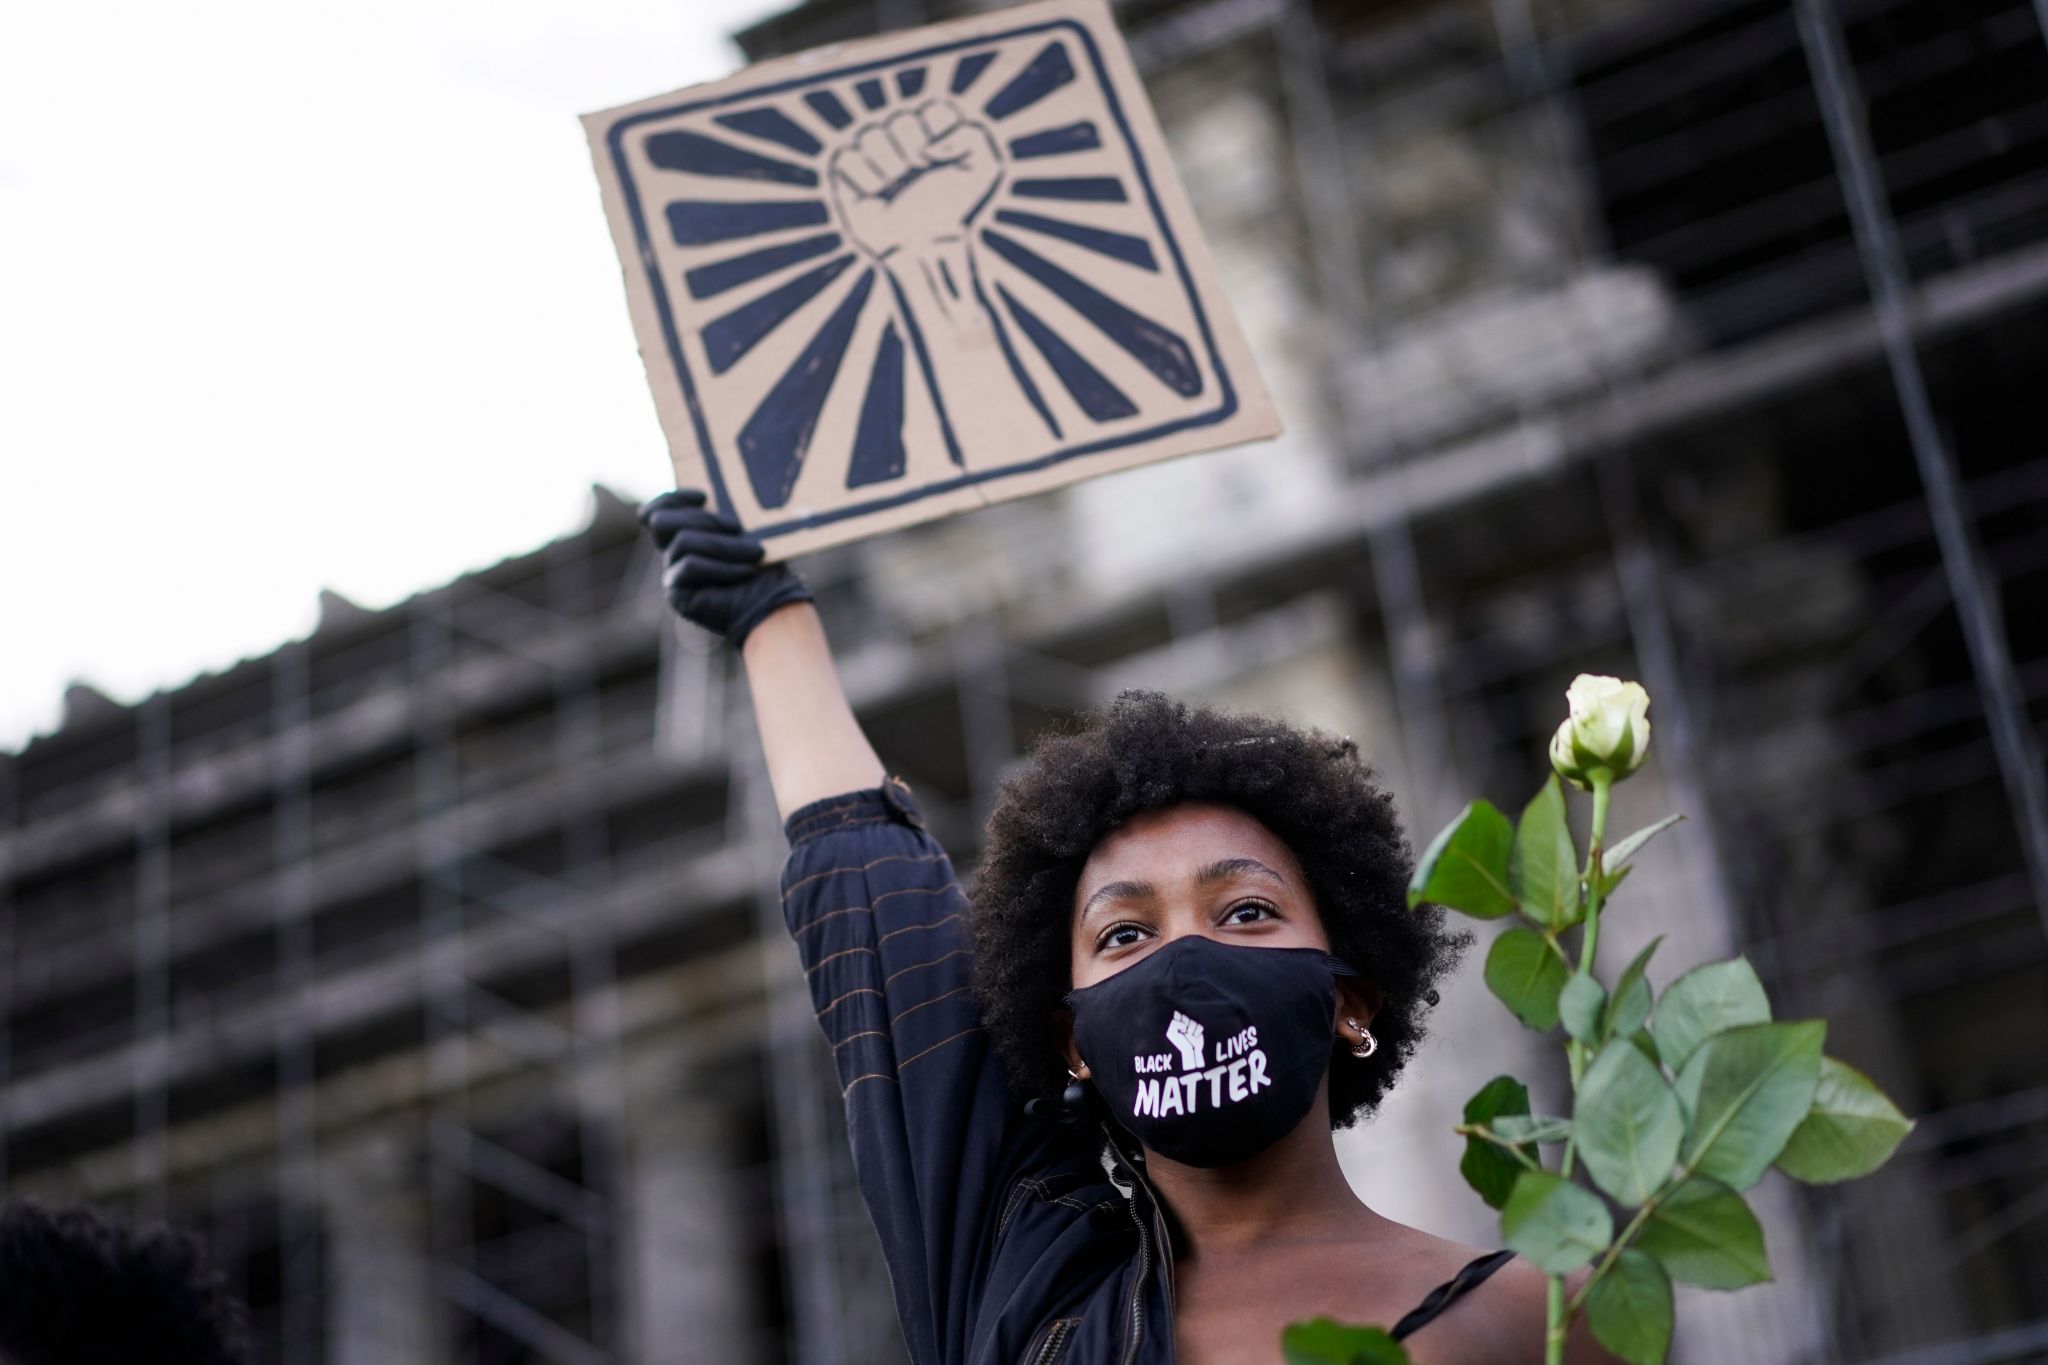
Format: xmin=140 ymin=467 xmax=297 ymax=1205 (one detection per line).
xmin=1549 ymin=675 xmax=1651 ymax=790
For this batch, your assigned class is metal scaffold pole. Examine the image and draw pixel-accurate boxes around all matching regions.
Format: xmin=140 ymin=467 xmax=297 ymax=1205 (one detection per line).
xmin=272 ymin=640 xmax=323 ymax=1360
xmin=546 ymin=532 xmax=630 ymax=1355
xmin=414 ymin=591 xmax=476 ymax=1364
xmin=1795 ymin=0 xmax=2048 ymax=940
xmin=1277 ymin=0 xmax=1462 ymax=825
xmin=0 ymin=755 xmax=13 ymax=1190
xmin=132 ymin=694 xmax=172 ymax=1221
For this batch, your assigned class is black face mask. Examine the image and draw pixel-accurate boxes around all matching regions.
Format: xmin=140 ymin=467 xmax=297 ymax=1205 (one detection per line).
xmin=1065 ymin=936 xmax=1353 ymax=1168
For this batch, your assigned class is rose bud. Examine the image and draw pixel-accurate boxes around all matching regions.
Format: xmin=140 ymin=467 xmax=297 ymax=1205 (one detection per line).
xmin=1549 ymin=674 xmax=1651 ymax=790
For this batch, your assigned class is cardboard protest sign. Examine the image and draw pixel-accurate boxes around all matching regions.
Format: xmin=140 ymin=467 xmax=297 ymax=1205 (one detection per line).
xmin=584 ymin=0 xmax=1280 ymax=558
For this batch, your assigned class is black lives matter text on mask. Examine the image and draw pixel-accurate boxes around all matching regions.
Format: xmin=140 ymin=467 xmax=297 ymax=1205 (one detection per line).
xmin=1131 ymin=1015 xmax=1272 ymax=1119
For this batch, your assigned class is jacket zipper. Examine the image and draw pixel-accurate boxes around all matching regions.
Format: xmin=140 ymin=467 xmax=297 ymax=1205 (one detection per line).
xmin=1107 ymin=1129 xmax=1162 ymax=1365
xmin=1119 ymin=1190 xmax=1152 ymax=1365
xmin=1133 ymin=1169 xmax=1176 ymax=1308
xmin=1026 ymin=1317 xmax=1075 ymax=1365
xmin=1114 ymin=1135 xmax=1178 ymax=1311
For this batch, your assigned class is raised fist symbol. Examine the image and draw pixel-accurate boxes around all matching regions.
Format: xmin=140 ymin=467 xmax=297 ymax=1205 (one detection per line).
xmin=1165 ymin=1012 xmax=1207 ymax=1073
xmin=828 ymin=100 xmax=1002 ymax=261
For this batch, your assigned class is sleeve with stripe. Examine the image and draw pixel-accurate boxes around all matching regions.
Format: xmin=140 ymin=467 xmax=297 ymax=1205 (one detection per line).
xmin=779 ymin=780 xmax=1049 ymax=1365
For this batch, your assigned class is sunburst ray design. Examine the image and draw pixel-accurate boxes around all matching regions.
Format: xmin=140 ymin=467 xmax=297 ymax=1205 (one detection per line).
xmin=996 ymin=283 xmax=1137 ymax=422
xmin=981 ymin=228 xmax=1202 ymax=397
xmin=984 ymin=41 xmax=1074 ymax=119
xmin=991 ymin=209 xmax=1156 ymax=271
xmin=713 ymin=107 xmax=821 ymax=155
xmin=1009 ymin=122 xmax=1101 ymax=159
xmin=685 ymin=232 xmax=844 ymax=301
xmin=701 ymin=253 xmax=858 ymax=373
xmin=1011 ymin=176 xmax=1126 ymax=202
xmin=950 ymin=52 xmax=996 ymax=93
xmin=667 ymin=199 xmax=829 ymax=246
xmin=646 ymin=130 xmax=818 ymax=186
xmin=848 ymin=322 xmax=907 ymax=487
xmin=738 ymin=268 xmax=878 ymax=507
xmin=804 ymin=90 xmax=853 ymax=128
xmin=619 ymin=19 xmax=1234 ymax=523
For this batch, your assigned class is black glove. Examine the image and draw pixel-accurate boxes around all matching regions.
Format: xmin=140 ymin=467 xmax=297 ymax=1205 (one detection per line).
xmin=638 ymin=490 xmax=813 ymax=648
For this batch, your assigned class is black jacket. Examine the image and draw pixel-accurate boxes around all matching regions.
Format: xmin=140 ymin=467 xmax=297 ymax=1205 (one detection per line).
xmin=780 ymin=782 xmax=1162 ymax=1365
xmin=779 ymin=782 xmax=1513 ymax=1364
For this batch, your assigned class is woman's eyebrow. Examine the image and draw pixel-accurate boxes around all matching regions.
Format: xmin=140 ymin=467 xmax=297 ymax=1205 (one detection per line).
xmin=1079 ymin=878 xmax=1154 ymax=922
xmin=1195 ymin=856 xmax=1287 ymax=888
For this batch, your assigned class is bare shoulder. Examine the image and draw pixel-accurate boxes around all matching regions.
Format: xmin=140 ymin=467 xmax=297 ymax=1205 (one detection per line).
xmin=1377 ymin=1232 xmax=1617 ymax=1365
xmin=1367 ymin=1220 xmax=1501 ymax=1282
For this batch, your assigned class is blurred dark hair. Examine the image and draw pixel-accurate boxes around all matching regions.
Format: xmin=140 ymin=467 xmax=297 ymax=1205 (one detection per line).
xmin=0 ymin=1199 xmax=250 ymax=1365
xmin=970 ymin=690 xmax=1468 ymax=1127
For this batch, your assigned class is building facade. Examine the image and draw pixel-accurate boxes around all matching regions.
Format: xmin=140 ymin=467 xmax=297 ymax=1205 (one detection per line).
xmin=4 ymin=0 xmax=2046 ymax=1362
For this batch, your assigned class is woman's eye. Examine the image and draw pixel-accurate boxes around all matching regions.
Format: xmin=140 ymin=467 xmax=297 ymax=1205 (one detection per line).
xmin=1225 ymin=900 xmax=1275 ymax=925
xmin=1101 ymin=924 xmax=1147 ymax=950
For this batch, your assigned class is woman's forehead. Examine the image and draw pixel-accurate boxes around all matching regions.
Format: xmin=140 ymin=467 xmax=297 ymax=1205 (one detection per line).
xmin=1076 ymin=802 xmax=1303 ymax=888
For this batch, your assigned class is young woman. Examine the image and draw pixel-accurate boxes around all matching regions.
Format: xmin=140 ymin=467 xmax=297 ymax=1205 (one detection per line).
xmin=643 ymin=492 xmax=1613 ymax=1364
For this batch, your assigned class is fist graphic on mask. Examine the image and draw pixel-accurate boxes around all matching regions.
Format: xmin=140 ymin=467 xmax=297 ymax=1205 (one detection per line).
xmin=828 ymin=100 xmax=1003 ymax=261
xmin=1165 ymin=1011 xmax=1207 ymax=1073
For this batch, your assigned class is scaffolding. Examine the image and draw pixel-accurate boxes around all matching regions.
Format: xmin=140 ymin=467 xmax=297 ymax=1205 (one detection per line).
xmin=409 ymin=529 xmax=642 ymax=1365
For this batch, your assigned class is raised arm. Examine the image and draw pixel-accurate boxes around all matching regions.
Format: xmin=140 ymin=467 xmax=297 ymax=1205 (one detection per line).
xmin=638 ymin=491 xmax=1070 ymax=1365
xmin=741 ymin=605 xmax=884 ymax=818
xmin=639 ymin=490 xmax=880 ymax=816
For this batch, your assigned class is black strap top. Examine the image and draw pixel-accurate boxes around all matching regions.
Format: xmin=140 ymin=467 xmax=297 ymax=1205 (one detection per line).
xmin=1389 ymin=1249 xmax=1518 ymax=1342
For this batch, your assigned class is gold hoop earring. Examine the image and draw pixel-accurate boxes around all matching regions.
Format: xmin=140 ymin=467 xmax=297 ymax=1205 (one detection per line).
xmin=1346 ymin=1018 xmax=1378 ymax=1060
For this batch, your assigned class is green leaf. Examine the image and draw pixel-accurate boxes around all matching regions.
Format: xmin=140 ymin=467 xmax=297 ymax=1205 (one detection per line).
xmin=1635 ymin=1178 xmax=1771 ymax=1289
xmin=1460 ymin=1076 xmax=1533 ymax=1210
xmin=1500 ymin=1170 xmax=1612 ymax=1274
xmin=1280 ymin=1318 xmax=1412 ymax=1365
xmin=1593 ymin=861 xmax=1634 ymax=900
xmin=1485 ymin=928 xmax=1570 ymax=1031
xmin=1561 ymin=975 xmax=1607 ymax=1043
xmin=1511 ymin=776 xmax=1580 ymax=929
xmin=1586 ymin=1249 xmax=1673 ymax=1365
xmin=1653 ymin=957 xmax=1770 ymax=1073
xmin=1605 ymin=813 xmax=1685 ymax=872
xmin=1675 ymin=1020 xmax=1825 ymax=1190
xmin=1491 ymin=1115 xmax=1573 ymax=1145
xmin=1774 ymin=1057 xmax=1914 ymax=1184
xmin=1408 ymin=800 xmax=1517 ymax=919
xmin=1576 ymin=1038 xmax=1685 ymax=1206
xmin=1628 ymin=1029 xmax=1661 ymax=1066
xmin=1603 ymin=937 xmax=1662 ymax=1043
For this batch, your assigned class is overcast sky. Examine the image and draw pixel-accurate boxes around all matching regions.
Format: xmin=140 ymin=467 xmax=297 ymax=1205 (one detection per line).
xmin=0 ymin=0 xmax=780 ymax=748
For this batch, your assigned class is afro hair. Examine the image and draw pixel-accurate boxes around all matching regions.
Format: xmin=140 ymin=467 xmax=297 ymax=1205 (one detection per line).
xmin=0 ymin=1199 xmax=251 ymax=1365
xmin=970 ymin=690 xmax=1468 ymax=1128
